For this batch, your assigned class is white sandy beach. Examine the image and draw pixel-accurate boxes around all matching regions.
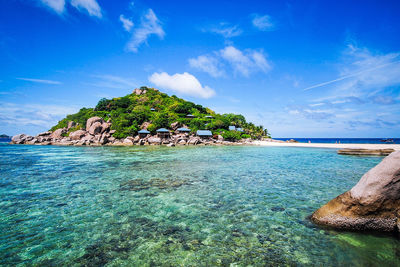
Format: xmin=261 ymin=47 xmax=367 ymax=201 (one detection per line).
xmin=252 ymin=141 xmax=400 ymax=150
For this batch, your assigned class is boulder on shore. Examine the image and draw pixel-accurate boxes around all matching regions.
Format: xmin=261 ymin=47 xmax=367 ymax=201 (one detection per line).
xmin=148 ymin=136 xmax=161 ymax=145
xmin=311 ymin=151 xmax=400 ymax=233
xmin=69 ymin=130 xmax=87 ymax=140
xmin=11 ymin=134 xmax=27 ymax=144
xmin=86 ymin=116 xmax=104 ymax=131
xmin=51 ymin=128 xmax=66 ymax=139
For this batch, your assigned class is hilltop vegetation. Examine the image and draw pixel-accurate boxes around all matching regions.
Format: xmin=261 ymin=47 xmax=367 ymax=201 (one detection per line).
xmin=51 ymin=87 xmax=269 ymax=140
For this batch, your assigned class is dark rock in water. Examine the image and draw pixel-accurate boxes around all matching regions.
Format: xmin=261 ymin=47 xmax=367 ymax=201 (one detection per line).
xmin=119 ymin=178 xmax=191 ymax=191
xmin=312 ymin=151 xmax=400 ymax=233
xmin=337 ymin=148 xmax=395 ymax=156
xmin=271 ymin=206 xmax=285 ymax=212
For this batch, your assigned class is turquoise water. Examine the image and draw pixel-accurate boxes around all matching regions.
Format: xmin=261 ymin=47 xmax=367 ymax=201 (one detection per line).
xmin=0 ymin=144 xmax=399 ymax=266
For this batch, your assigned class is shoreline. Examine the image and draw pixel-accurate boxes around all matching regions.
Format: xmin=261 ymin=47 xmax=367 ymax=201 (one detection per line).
xmin=252 ymin=140 xmax=400 ymax=150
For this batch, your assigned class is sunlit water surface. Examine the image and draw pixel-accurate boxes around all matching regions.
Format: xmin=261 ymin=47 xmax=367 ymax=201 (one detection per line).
xmin=0 ymin=144 xmax=399 ymax=266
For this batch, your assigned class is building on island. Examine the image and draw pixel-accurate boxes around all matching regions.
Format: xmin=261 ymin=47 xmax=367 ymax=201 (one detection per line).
xmin=205 ymin=115 xmax=214 ymax=119
xmin=196 ymin=130 xmax=212 ymax=139
xmin=177 ymin=127 xmax=191 ymax=134
xmin=150 ymin=108 xmax=156 ymax=112
xmin=228 ymin=126 xmax=236 ymax=131
xmin=186 ymin=114 xmax=195 ymax=118
xmin=156 ymin=128 xmax=170 ymax=138
xmin=138 ymin=129 xmax=150 ymax=138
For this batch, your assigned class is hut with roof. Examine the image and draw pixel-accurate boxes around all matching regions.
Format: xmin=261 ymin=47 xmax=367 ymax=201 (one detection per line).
xmin=138 ymin=129 xmax=150 ymax=138
xmin=205 ymin=115 xmax=214 ymax=119
xmin=236 ymin=128 xmax=243 ymax=132
xmin=156 ymin=128 xmax=170 ymax=138
xmin=150 ymin=108 xmax=156 ymax=112
xmin=186 ymin=114 xmax=195 ymax=118
xmin=228 ymin=126 xmax=236 ymax=131
xmin=177 ymin=127 xmax=191 ymax=134
xmin=197 ymin=130 xmax=212 ymax=139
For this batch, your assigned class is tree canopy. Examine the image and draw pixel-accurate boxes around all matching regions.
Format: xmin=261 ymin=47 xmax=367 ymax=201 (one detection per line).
xmin=51 ymin=87 xmax=270 ymax=139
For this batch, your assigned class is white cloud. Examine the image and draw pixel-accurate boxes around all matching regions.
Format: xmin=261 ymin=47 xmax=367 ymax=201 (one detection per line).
xmin=0 ymin=102 xmax=79 ymax=135
xmin=149 ymin=72 xmax=215 ymax=98
xmin=252 ymin=14 xmax=274 ymax=31
xmin=70 ymin=0 xmax=102 ymax=17
xmin=119 ymin=15 xmax=134 ymax=32
xmin=207 ymin=23 xmax=242 ymax=38
xmin=126 ymin=9 xmax=164 ymax=52
xmin=37 ymin=0 xmax=102 ymax=18
xmin=40 ymin=0 xmax=65 ymax=14
xmin=16 ymin=78 xmax=62 ymax=85
xmin=220 ymin=46 xmax=271 ymax=76
xmin=188 ymin=55 xmax=224 ymax=78
xmin=189 ymin=46 xmax=272 ymax=77
xmin=304 ymin=45 xmax=400 ymax=99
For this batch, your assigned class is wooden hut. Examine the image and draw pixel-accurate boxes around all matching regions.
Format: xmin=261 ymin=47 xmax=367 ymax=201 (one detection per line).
xmin=156 ymin=128 xmax=170 ymax=138
xmin=138 ymin=129 xmax=150 ymax=138
xmin=177 ymin=127 xmax=191 ymax=134
xmin=196 ymin=130 xmax=212 ymax=139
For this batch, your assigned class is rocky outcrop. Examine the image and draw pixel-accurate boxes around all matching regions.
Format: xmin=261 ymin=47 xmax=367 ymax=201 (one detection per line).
xmin=148 ymin=137 xmax=161 ymax=145
xmin=10 ymin=116 xmax=252 ymax=147
xmin=88 ymin=121 xmax=103 ymax=135
xmin=51 ymin=128 xmax=67 ymax=139
xmin=86 ymin=116 xmax=103 ymax=131
xmin=311 ymin=151 xmax=400 ymax=233
xmin=337 ymin=148 xmax=395 ymax=156
xmin=69 ymin=130 xmax=87 ymax=140
xmin=12 ymin=134 xmax=27 ymax=144
xmin=67 ymin=121 xmax=76 ymax=129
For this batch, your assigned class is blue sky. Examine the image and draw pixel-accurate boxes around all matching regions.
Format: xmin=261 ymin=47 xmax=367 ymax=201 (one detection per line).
xmin=1 ymin=0 xmax=400 ymax=137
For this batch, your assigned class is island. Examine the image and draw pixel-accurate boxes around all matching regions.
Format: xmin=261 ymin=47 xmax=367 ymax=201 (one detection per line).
xmin=10 ymin=87 xmax=270 ymax=146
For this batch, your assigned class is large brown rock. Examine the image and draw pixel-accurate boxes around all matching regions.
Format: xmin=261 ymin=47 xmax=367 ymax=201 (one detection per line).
xmin=86 ymin=116 xmax=104 ymax=130
xmin=51 ymin=128 xmax=66 ymax=139
xmin=148 ymin=136 xmax=161 ymax=145
xmin=311 ymin=151 xmax=400 ymax=233
xmin=11 ymin=134 xmax=27 ymax=144
xmin=69 ymin=130 xmax=87 ymax=140
xmin=88 ymin=121 xmax=103 ymax=135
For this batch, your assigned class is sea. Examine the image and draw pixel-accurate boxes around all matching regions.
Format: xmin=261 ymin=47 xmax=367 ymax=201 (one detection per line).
xmin=0 ymin=143 xmax=399 ymax=266
xmin=275 ymin=138 xmax=399 ymax=144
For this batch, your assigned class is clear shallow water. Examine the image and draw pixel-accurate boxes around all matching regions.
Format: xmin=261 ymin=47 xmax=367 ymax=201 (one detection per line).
xmin=0 ymin=144 xmax=399 ymax=266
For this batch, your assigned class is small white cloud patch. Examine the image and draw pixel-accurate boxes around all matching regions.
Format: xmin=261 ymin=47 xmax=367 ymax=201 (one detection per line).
xmin=149 ymin=72 xmax=215 ymax=99
xmin=220 ymin=46 xmax=271 ymax=76
xmin=40 ymin=0 xmax=65 ymax=14
xmin=126 ymin=9 xmax=164 ymax=52
xmin=70 ymin=0 xmax=102 ymax=18
xmin=252 ymin=14 xmax=274 ymax=31
xmin=38 ymin=0 xmax=102 ymax=17
xmin=207 ymin=23 xmax=242 ymax=38
xmin=188 ymin=55 xmax=224 ymax=78
xmin=119 ymin=15 xmax=134 ymax=32
xmin=16 ymin=78 xmax=62 ymax=85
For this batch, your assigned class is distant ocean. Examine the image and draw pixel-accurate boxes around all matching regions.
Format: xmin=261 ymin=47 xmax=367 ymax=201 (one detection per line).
xmin=0 ymin=138 xmax=11 ymax=143
xmin=275 ymin=138 xmax=399 ymax=144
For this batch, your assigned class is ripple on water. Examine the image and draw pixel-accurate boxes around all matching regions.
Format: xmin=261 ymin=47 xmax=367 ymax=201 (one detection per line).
xmin=0 ymin=144 xmax=399 ymax=266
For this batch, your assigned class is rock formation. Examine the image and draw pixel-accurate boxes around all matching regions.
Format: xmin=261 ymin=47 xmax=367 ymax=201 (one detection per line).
xmin=311 ymin=151 xmax=400 ymax=233
xmin=337 ymin=148 xmax=395 ymax=156
xmin=10 ymin=117 xmax=253 ymax=147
